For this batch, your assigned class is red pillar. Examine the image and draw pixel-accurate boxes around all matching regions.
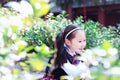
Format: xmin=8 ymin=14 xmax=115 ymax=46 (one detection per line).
xmin=83 ymin=0 xmax=87 ymax=22
xmin=67 ymin=4 xmax=73 ymax=20
xmin=98 ymin=7 xmax=106 ymax=26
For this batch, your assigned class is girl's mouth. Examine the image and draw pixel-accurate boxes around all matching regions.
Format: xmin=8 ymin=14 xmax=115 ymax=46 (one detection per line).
xmin=79 ymin=48 xmax=84 ymax=51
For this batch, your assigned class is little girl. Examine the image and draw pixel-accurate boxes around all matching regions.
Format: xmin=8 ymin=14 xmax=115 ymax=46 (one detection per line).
xmin=43 ymin=24 xmax=90 ymax=80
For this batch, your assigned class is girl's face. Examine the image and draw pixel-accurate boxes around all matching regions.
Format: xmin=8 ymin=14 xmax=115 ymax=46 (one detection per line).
xmin=65 ymin=30 xmax=86 ymax=53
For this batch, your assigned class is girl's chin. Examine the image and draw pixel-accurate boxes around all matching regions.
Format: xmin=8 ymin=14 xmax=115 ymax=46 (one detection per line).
xmin=77 ymin=51 xmax=82 ymax=53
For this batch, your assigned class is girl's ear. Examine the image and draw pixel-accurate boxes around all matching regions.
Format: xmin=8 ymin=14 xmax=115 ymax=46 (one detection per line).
xmin=65 ymin=39 xmax=71 ymax=46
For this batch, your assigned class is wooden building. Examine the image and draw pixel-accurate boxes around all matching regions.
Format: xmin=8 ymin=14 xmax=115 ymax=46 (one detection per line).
xmin=52 ymin=0 xmax=120 ymax=26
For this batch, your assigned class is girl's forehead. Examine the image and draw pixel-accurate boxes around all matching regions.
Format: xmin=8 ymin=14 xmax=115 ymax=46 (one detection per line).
xmin=75 ymin=30 xmax=85 ymax=35
xmin=74 ymin=30 xmax=86 ymax=37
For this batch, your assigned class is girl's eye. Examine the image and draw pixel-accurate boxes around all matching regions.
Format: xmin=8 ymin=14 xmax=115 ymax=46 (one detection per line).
xmin=79 ymin=40 xmax=86 ymax=43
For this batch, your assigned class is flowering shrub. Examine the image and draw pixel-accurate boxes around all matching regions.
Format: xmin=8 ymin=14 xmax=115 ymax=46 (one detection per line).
xmin=0 ymin=0 xmax=54 ymax=79
xmin=21 ymin=13 xmax=120 ymax=49
xmin=0 ymin=18 xmax=56 ymax=79
xmin=21 ymin=13 xmax=72 ymax=49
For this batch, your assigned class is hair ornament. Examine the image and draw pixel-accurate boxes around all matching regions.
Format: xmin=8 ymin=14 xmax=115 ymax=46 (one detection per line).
xmin=65 ymin=27 xmax=80 ymax=39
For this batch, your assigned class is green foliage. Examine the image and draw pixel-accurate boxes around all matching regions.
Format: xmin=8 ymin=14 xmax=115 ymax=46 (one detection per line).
xmin=21 ymin=14 xmax=120 ymax=51
xmin=21 ymin=13 xmax=72 ymax=49
xmin=73 ymin=16 xmax=120 ymax=49
xmin=0 ymin=7 xmax=17 ymax=17
xmin=85 ymin=21 xmax=117 ymax=48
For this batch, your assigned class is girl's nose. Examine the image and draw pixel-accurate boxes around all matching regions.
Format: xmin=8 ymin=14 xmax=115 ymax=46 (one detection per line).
xmin=82 ymin=42 xmax=86 ymax=48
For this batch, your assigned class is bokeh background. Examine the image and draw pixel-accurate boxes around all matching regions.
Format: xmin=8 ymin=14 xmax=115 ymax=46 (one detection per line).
xmin=0 ymin=0 xmax=120 ymax=80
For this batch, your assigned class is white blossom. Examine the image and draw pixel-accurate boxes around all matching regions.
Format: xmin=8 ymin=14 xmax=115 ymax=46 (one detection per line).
xmin=104 ymin=67 xmax=120 ymax=76
xmin=0 ymin=66 xmax=11 ymax=74
xmin=5 ymin=58 xmax=15 ymax=67
xmin=4 ymin=0 xmax=33 ymax=17
xmin=35 ymin=3 xmax=41 ymax=10
xmin=21 ymin=72 xmax=34 ymax=80
xmin=11 ymin=33 xmax=17 ymax=40
xmin=16 ymin=40 xmax=28 ymax=47
xmin=92 ymin=47 xmax=106 ymax=57
xmin=92 ymin=61 xmax=99 ymax=66
xmin=9 ymin=53 xmax=19 ymax=61
xmin=0 ymin=17 xmax=9 ymax=29
xmin=9 ymin=16 xmax=23 ymax=27
xmin=108 ymin=48 xmax=118 ymax=56
xmin=18 ymin=52 xmax=27 ymax=59
xmin=0 ymin=32 xmax=4 ymax=48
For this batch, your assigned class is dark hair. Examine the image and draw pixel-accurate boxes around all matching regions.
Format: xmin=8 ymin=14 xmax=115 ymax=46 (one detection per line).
xmin=54 ymin=24 xmax=83 ymax=67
